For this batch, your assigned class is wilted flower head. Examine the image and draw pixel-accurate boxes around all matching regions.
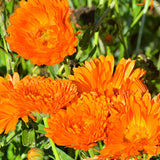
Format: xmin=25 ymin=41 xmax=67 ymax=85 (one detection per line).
xmin=45 ymin=93 xmax=109 ymax=151
xmin=6 ymin=0 xmax=78 ymax=65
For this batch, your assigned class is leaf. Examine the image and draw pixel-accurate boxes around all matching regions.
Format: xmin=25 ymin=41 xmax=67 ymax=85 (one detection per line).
xmin=22 ymin=129 xmax=35 ymax=147
xmin=5 ymin=131 xmax=21 ymax=146
xmin=56 ymin=148 xmax=74 ymax=160
xmin=79 ymin=27 xmax=92 ymax=50
xmin=79 ymin=46 xmax=97 ymax=62
xmin=0 ymin=47 xmax=12 ymax=61
xmin=36 ymin=124 xmax=46 ymax=134
xmin=48 ymin=64 xmax=60 ymax=79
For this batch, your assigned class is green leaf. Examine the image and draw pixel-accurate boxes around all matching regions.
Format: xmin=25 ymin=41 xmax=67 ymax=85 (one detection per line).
xmin=22 ymin=129 xmax=35 ymax=147
xmin=36 ymin=124 xmax=46 ymax=134
xmin=6 ymin=1 xmax=14 ymax=14
xmin=0 ymin=47 xmax=12 ymax=61
xmin=48 ymin=64 xmax=60 ymax=79
xmin=7 ymin=143 xmax=15 ymax=160
xmin=79 ymin=46 xmax=97 ymax=62
xmin=79 ymin=27 xmax=92 ymax=50
xmin=56 ymin=148 xmax=74 ymax=160
xmin=5 ymin=131 xmax=21 ymax=146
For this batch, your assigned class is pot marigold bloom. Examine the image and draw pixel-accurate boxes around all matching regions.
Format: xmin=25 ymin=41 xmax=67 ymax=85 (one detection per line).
xmin=12 ymin=75 xmax=77 ymax=114
xmin=0 ymin=72 xmax=20 ymax=94
xmin=6 ymin=0 xmax=78 ymax=66
xmin=45 ymin=93 xmax=109 ymax=151
xmin=0 ymin=99 xmax=33 ymax=134
xmin=69 ymin=55 xmax=147 ymax=97
xmin=99 ymin=93 xmax=160 ymax=160
xmin=0 ymin=73 xmax=77 ymax=134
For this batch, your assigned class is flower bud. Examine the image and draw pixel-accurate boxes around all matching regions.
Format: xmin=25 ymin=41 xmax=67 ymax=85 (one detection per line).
xmin=28 ymin=148 xmax=44 ymax=160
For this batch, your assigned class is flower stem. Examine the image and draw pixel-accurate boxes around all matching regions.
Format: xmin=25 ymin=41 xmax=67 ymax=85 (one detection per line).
xmin=92 ymin=0 xmax=115 ymax=35
xmin=87 ymin=0 xmax=92 ymax=8
xmin=88 ymin=148 xmax=94 ymax=157
xmin=98 ymin=141 xmax=103 ymax=150
xmin=135 ymin=0 xmax=150 ymax=54
xmin=75 ymin=150 xmax=79 ymax=160
xmin=43 ymin=117 xmax=61 ymax=160
xmin=99 ymin=0 xmax=104 ymax=6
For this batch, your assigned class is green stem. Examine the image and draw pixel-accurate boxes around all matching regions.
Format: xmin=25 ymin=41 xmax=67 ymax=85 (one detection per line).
xmin=3 ymin=38 xmax=13 ymax=74
xmin=75 ymin=46 xmax=83 ymax=60
xmin=75 ymin=150 xmax=79 ymax=160
xmin=114 ymin=0 xmax=119 ymax=13
xmin=94 ymin=32 xmax=99 ymax=57
xmin=88 ymin=148 xmax=94 ymax=157
xmin=115 ymin=1 xmax=128 ymax=58
xmin=64 ymin=62 xmax=70 ymax=78
xmin=118 ymin=30 xmax=128 ymax=58
xmin=43 ymin=118 xmax=61 ymax=160
xmin=92 ymin=0 xmax=115 ymax=35
xmin=135 ymin=0 xmax=150 ymax=54
xmin=158 ymin=54 xmax=160 ymax=71
xmin=99 ymin=0 xmax=104 ymax=6
xmin=98 ymin=141 xmax=103 ymax=150
xmin=87 ymin=0 xmax=92 ymax=8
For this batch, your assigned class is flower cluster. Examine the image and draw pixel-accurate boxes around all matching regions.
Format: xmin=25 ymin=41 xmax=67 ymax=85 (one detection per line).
xmin=2 ymin=0 xmax=160 ymax=159
xmin=1 ymin=53 xmax=159 ymax=159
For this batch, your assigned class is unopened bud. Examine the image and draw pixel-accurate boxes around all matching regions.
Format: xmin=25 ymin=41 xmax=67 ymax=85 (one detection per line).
xmin=28 ymin=148 xmax=44 ymax=160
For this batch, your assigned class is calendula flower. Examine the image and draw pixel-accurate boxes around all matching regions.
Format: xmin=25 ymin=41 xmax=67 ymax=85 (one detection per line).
xmin=6 ymin=0 xmax=78 ymax=66
xmin=69 ymin=55 xmax=147 ymax=97
xmin=0 ymin=72 xmax=20 ymax=94
xmin=0 ymin=98 xmax=33 ymax=134
xmin=45 ymin=93 xmax=109 ymax=151
xmin=0 ymin=72 xmax=33 ymax=134
xmin=99 ymin=93 xmax=160 ymax=160
xmin=11 ymin=75 xmax=78 ymax=114
xmin=0 ymin=73 xmax=77 ymax=133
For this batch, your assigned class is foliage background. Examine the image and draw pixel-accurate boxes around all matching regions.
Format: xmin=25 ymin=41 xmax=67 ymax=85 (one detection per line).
xmin=0 ymin=0 xmax=160 ymax=159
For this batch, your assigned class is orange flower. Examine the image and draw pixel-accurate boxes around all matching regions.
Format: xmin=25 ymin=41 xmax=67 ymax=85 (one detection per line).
xmin=0 ymin=98 xmax=33 ymax=134
xmin=28 ymin=148 xmax=44 ymax=160
xmin=0 ymin=72 xmax=20 ymax=94
xmin=11 ymin=75 xmax=77 ymax=114
xmin=137 ymin=0 xmax=154 ymax=10
xmin=6 ymin=0 xmax=78 ymax=66
xmin=0 ymin=72 xmax=32 ymax=134
xmin=45 ymin=93 xmax=109 ymax=151
xmin=0 ymin=73 xmax=77 ymax=133
xmin=69 ymin=55 xmax=147 ymax=97
xmin=99 ymin=93 xmax=160 ymax=160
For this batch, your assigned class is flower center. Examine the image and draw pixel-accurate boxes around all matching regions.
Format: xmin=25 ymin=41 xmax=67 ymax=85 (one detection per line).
xmin=124 ymin=125 xmax=149 ymax=143
xmin=36 ymin=28 xmax=56 ymax=48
